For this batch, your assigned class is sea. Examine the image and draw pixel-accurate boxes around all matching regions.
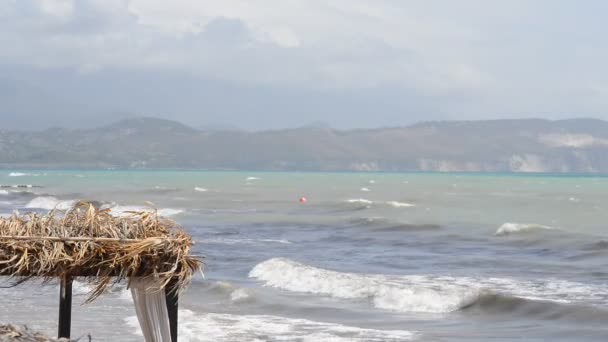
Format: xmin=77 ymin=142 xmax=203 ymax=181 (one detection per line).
xmin=0 ymin=170 xmax=607 ymax=341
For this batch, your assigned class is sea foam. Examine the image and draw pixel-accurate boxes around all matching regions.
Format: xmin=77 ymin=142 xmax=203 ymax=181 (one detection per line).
xmin=495 ymin=222 xmax=555 ymax=235
xmin=25 ymin=196 xmax=75 ymax=211
xmin=8 ymin=172 xmax=36 ymax=177
xmin=386 ymin=201 xmax=415 ymax=208
xmin=125 ymin=310 xmax=416 ymax=341
xmin=249 ymin=258 xmax=608 ymax=312
xmin=344 ymin=199 xmax=415 ymax=208
xmin=108 ymin=205 xmax=184 ymax=218
xmin=249 ymin=258 xmax=480 ymax=313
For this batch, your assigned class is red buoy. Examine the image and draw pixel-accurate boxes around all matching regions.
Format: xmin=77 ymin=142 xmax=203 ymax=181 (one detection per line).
xmin=299 ymin=197 xmax=307 ymax=204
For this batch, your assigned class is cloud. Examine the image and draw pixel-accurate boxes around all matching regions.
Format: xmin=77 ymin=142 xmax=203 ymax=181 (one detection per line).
xmin=2 ymin=0 xmax=608 ymax=126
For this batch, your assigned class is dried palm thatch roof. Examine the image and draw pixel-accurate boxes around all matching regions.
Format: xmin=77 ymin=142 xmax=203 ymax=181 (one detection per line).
xmin=0 ymin=324 xmax=81 ymax=342
xmin=0 ymin=202 xmax=202 ymax=302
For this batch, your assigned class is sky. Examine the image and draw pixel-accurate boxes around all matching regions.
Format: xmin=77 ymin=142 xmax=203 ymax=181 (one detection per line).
xmin=1 ymin=0 xmax=608 ymax=129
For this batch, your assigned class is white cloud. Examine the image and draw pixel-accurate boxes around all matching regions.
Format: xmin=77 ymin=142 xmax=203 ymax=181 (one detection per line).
xmin=2 ymin=0 xmax=608 ymax=121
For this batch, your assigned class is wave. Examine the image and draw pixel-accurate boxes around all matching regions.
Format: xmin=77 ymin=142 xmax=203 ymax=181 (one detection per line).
xmin=229 ymin=288 xmax=252 ymax=302
xmin=152 ymin=185 xmax=179 ymax=192
xmin=194 ymin=187 xmax=209 ymax=192
xmin=343 ymin=199 xmax=415 ymax=210
xmin=250 ymin=258 xmax=480 ymax=313
xmin=0 ymin=190 xmax=8 ymax=195
xmin=125 ymin=310 xmax=416 ymax=341
xmin=360 ymin=187 xmax=371 ymax=192
xmin=22 ymin=197 xmax=184 ymax=218
xmin=8 ymin=172 xmax=38 ymax=177
xmin=0 ymin=184 xmax=39 ymax=188
xmin=495 ymin=222 xmax=555 ymax=236
xmin=107 ymin=205 xmax=184 ymax=218
xmin=246 ymin=177 xmax=261 ymax=181
xmin=249 ymin=258 xmax=608 ymax=314
xmin=386 ymin=201 xmax=415 ymax=208
xmin=25 ymin=196 xmax=76 ymax=211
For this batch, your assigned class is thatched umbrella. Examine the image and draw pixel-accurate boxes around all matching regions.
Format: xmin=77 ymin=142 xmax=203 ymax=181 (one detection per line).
xmin=0 ymin=203 xmax=203 ymax=341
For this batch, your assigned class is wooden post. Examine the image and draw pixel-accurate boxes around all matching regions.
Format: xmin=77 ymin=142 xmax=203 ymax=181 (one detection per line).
xmin=165 ymin=278 xmax=178 ymax=342
xmin=58 ymin=275 xmax=73 ymax=339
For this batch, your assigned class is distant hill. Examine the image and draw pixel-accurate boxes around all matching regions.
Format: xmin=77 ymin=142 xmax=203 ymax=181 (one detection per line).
xmin=1 ymin=117 xmax=608 ymax=172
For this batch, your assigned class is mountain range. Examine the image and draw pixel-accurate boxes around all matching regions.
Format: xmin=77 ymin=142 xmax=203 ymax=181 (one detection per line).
xmin=1 ymin=117 xmax=608 ymax=172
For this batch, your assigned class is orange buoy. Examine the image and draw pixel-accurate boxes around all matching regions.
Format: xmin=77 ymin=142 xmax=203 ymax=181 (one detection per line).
xmin=299 ymin=197 xmax=307 ymax=204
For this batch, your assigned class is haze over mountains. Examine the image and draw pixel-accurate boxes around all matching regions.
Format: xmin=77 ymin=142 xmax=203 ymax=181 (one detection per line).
xmin=1 ymin=117 xmax=607 ymax=173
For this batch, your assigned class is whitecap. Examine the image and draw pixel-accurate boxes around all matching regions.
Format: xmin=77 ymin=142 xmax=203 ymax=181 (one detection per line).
xmin=0 ymin=190 xmax=8 ymax=195
xmin=230 ymin=288 xmax=251 ymax=302
xmin=246 ymin=177 xmax=261 ymax=181
xmin=249 ymin=258 xmax=608 ymax=311
xmin=385 ymin=201 xmax=415 ymax=208
xmin=25 ymin=196 xmax=76 ymax=211
xmin=345 ymin=198 xmax=373 ymax=205
xmin=360 ymin=187 xmax=371 ymax=192
xmin=194 ymin=187 xmax=208 ymax=192
xmin=108 ymin=205 xmax=184 ymax=218
xmin=125 ymin=310 xmax=416 ymax=342
xmin=249 ymin=258 xmax=480 ymax=313
xmin=495 ymin=222 xmax=555 ymax=236
xmin=9 ymin=172 xmax=33 ymax=177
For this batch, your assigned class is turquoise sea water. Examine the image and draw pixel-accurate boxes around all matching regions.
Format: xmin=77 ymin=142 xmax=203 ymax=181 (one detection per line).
xmin=1 ymin=171 xmax=607 ymax=341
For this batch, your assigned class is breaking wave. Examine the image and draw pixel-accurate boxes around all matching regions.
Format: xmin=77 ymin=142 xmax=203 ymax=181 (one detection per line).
xmin=495 ymin=223 xmax=555 ymax=236
xmin=249 ymin=258 xmax=608 ymax=314
xmin=25 ymin=196 xmax=76 ymax=211
xmin=342 ymin=199 xmax=415 ymax=211
xmin=107 ymin=205 xmax=184 ymax=218
xmin=8 ymin=172 xmax=38 ymax=177
xmin=250 ymin=258 xmax=480 ymax=313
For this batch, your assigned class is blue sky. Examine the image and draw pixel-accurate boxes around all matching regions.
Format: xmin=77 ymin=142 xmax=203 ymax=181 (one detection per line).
xmin=1 ymin=0 xmax=608 ymax=129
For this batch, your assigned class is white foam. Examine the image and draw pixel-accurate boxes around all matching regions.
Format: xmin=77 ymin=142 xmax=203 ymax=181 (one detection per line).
xmin=0 ymin=190 xmax=8 ymax=195
xmin=194 ymin=187 xmax=208 ymax=192
xmin=495 ymin=222 xmax=554 ymax=235
xmin=385 ymin=201 xmax=415 ymax=208
xmin=345 ymin=198 xmax=373 ymax=205
xmin=25 ymin=196 xmax=75 ymax=211
xmin=230 ymin=288 xmax=251 ymax=302
xmin=125 ymin=310 xmax=416 ymax=341
xmin=108 ymin=205 xmax=184 ymax=218
xmin=345 ymin=199 xmax=415 ymax=209
xmin=360 ymin=187 xmax=371 ymax=192
xmin=249 ymin=258 xmax=481 ymax=313
xmin=246 ymin=177 xmax=261 ymax=181
xmin=250 ymin=258 xmax=608 ymax=311
xmin=9 ymin=172 xmax=37 ymax=177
